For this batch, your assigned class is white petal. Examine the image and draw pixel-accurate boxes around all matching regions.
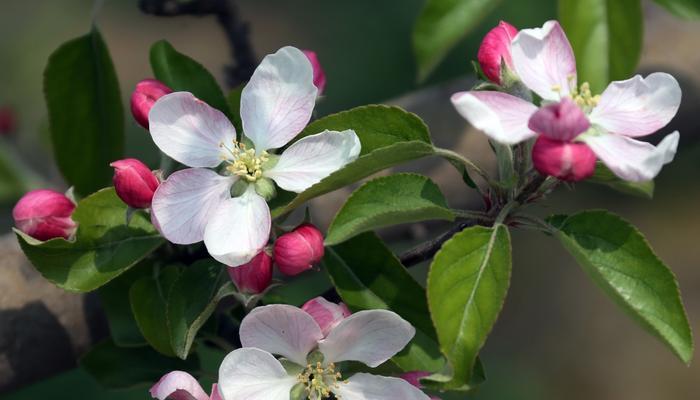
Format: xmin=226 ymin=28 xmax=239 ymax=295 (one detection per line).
xmin=333 ymin=373 xmax=431 ymax=400
xmin=239 ymin=304 xmax=323 ymax=366
xmin=218 ymin=348 xmax=297 ymax=400
xmin=149 ymin=92 xmax=236 ymax=168
xmin=241 ymin=46 xmax=317 ymax=151
xmin=149 ymin=371 xmax=209 ymax=400
xmin=451 ymin=91 xmax=537 ymax=144
xmin=511 ymin=20 xmax=577 ymax=101
xmin=264 ymin=130 xmax=361 ymax=192
xmin=203 ymin=189 xmax=271 ymax=266
xmin=589 ymin=73 xmax=681 ymax=138
xmin=318 ymin=310 xmax=415 ymax=367
xmin=581 ymin=131 xmax=679 ymax=182
xmin=151 ymin=168 xmax=234 ymax=245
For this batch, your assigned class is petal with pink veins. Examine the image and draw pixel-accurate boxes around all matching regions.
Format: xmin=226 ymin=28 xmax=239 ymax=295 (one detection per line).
xmin=332 ymin=373 xmax=432 ymax=400
xmin=451 ymin=91 xmax=538 ymax=144
xmin=318 ymin=310 xmax=415 ymax=367
xmin=218 ymin=348 xmax=297 ymax=400
xmin=580 ymin=131 xmax=679 ymax=182
xmin=589 ymin=73 xmax=681 ymax=138
xmin=149 ymin=371 xmax=209 ymax=400
xmin=241 ymin=46 xmax=317 ymax=151
xmin=209 ymin=384 xmax=223 ymax=400
xmin=511 ymin=20 xmax=577 ymax=101
xmin=264 ymin=130 xmax=361 ymax=193
xmin=203 ymin=188 xmax=271 ymax=267
xmin=151 ymin=168 xmax=234 ymax=245
xmin=239 ymin=304 xmax=324 ymax=366
xmin=149 ymin=92 xmax=237 ymax=168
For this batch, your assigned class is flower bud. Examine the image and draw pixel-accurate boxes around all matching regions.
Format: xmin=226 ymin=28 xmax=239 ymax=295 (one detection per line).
xmin=532 ymin=135 xmax=597 ymax=182
xmin=228 ymin=251 xmax=273 ymax=294
xmin=477 ymin=21 xmax=518 ymax=85
xmin=301 ymin=296 xmax=351 ymax=336
xmin=273 ymin=223 xmax=325 ymax=276
xmin=130 ymin=79 xmax=172 ymax=129
xmin=0 ymin=105 xmax=17 ymax=135
xmin=302 ymin=50 xmax=326 ymax=95
xmin=528 ymin=98 xmax=590 ymax=142
xmin=111 ymin=158 xmax=160 ymax=209
xmin=13 ymin=189 xmax=77 ymax=241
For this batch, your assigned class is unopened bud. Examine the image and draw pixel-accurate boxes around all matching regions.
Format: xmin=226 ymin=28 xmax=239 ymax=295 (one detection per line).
xmin=273 ymin=223 xmax=324 ymax=276
xmin=228 ymin=251 xmax=273 ymax=294
xmin=532 ymin=136 xmax=596 ymax=182
xmin=0 ymin=105 xmax=17 ymax=135
xmin=110 ymin=158 xmax=160 ymax=209
xmin=130 ymin=79 xmax=172 ymax=129
xmin=13 ymin=189 xmax=77 ymax=241
xmin=477 ymin=21 xmax=518 ymax=85
xmin=301 ymin=296 xmax=351 ymax=336
xmin=528 ymin=98 xmax=590 ymax=142
xmin=302 ymin=50 xmax=326 ymax=96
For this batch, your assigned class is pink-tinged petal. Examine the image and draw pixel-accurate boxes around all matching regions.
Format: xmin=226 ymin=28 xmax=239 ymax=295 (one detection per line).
xmin=149 ymin=92 xmax=236 ymax=168
xmin=589 ymin=73 xmax=681 ymax=137
xmin=265 ymin=130 xmax=360 ymax=192
xmin=511 ymin=20 xmax=577 ymax=101
xmin=302 ymin=297 xmax=352 ymax=336
xmin=303 ymin=50 xmax=327 ymax=95
xmin=581 ymin=131 xmax=679 ymax=181
xmin=528 ymin=98 xmax=590 ymax=141
xmin=333 ymin=373 xmax=432 ymax=400
xmin=151 ymin=168 xmax=234 ymax=245
xmin=239 ymin=304 xmax=323 ymax=366
xmin=218 ymin=348 xmax=296 ymax=400
xmin=477 ymin=21 xmax=519 ymax=85
xmin=532 ymin=136 xmax=597 ymax=181
xmin=209 ymin=384 xmax=223 ymax=400
xmin=318 ymin=310 xmax=415 ymax=367
xmin=241 ymin=46 xmax=317 ymax=151
xmin=149 ymin=371 xmax=209 ymax=400
xmin=203 ymin=189 xmax=271 ymax=266
xmin=451 ymin=91 xmax=537 ymax=144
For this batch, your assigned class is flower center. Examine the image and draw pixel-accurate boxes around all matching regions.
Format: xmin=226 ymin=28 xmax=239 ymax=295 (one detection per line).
xmin=570 ymin=81 xmax=600 ymax=110
xmin=220 ymin=140 xmax=269 ymax=182
xmin=297 ymin=362 xmax=344 ymax=399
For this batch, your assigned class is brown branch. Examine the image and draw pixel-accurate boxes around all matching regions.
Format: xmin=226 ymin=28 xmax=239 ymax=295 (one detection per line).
xmin=399 ymin=221 xmax=476 ymax=267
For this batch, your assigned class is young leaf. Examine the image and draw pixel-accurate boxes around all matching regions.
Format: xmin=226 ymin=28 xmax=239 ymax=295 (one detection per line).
xmin=150 ymin=40 xmax=232 ymax=119
xmin=427 ymin=224 xmax=511 ymax=389
xmin=167 ymin=259 xmax=236 ymax=359
xmin=587 ymin=162 xmax=654 ymax=198
xmin=14 ymin=188 xmax=164 ymax=292
xmin=326 ymin=173 xmax=455 ymax=245
xmin=559 ymin=0 xmax=643 ymax=93
xmin=552 ymin=210 xmax=693 ymax=364
xmin=413 ymin=0 xmax=502 ymax=81
xmin=653 ymin=0 xmax=700 ymax=19
xmin=98 ymin=265 xmax=151 ymax=347
xmin=44 ymin=28 xmax=124 ymax=195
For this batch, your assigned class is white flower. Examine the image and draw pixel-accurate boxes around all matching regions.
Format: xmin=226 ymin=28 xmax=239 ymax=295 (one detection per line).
xmin=148 ymin=46 xmax=361 ymax=266
xmin=217 ymin=304 xmax=430 ymax=400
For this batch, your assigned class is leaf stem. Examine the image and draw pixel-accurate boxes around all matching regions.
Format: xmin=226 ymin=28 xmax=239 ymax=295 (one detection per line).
xmin=433 ymin=147 xmax=495 ymax=188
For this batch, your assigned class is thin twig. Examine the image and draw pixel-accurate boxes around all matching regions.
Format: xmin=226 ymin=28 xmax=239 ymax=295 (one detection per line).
xmin=399 ymin=221 xmax=477 ymax=267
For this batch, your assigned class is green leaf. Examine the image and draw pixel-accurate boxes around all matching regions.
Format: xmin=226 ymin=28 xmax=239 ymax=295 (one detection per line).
xmin=150 ymin=40 xmax=231 ymax=119
xmin=427 ymin=224 xmax=511 ymax=389
xmin=43 ymin=28 xmax=124 ymax=195
xmin=130 ymin=265 xmax=181 ymax=356
xmin=324 ymin=232 xmax=444 ymax=373
xmin=15 ymin=188 xmax=164 ymax=292
xmin=326 ymin=174 xmax=454 ymax=245
xmin=98 ymin=265 xmax=151 ymax=347
xmin=653 ymin=0 xmax=700 ymax=19
xmin=413 ymin=0 xmax=502 ymax=81
xmin=559 ymin=0 xmax=643 ymax=93
xmin=167 ymin=259 xmax=236 ymax=359
xmin=80 ymin=339 xmax=199 ymax=389
xmin=552 ymin=210 xmax=693 ymax=364
xmin=588 ymin=162 xmax=654 ymax=198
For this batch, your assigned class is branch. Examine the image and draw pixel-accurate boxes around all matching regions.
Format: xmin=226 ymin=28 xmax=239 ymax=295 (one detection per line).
xmin=399 ymin=221 xmax=476 ymax=267
xmin=138 ymin=0 xmax=257 ymax=88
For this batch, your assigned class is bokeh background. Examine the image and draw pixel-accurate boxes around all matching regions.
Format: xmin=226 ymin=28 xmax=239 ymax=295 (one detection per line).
xmin=1 ymin=0 xmax=699 ymax=399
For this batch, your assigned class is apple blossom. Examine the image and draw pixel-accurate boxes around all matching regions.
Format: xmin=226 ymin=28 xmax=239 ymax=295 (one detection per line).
xmin=13 ymin=189 xmax=77 ymax=241
xmin=131 ymin=78 xmax=172 ymax=129
xmin=111 ymin=158 xmax=160 ymax=208
xmin=150 ymin=370 xmax=222 ymax=400
xmin=303 ymin=50 xmax=326 ymax=95
xmin=217 ymin=304 xmax=429 ymax=400
xmin=452 ymin=20 xmax=681 ymax=182
xmin=148 ymin=46 xmax=361 ymax=267
xmin=228 ymin=251 xmax=273 ymax=294
xmin=301 ymin=296 xmax=351 ymax=336
xmin=477 ymin=21 xmax=518 ymax=85
xmin=274 ymin=223 xmax=325 ymax=276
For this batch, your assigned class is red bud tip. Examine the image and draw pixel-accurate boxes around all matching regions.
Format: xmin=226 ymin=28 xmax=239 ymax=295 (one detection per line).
xmin=130 ymin=79 xmax=172 ymax=129
xmin=13 ymin=189 xmax=77 ymax=241
xmin=110 ymin=158 xmax=160 ymax=209
xmin=273 ymin=223 xmax=325 ymax=276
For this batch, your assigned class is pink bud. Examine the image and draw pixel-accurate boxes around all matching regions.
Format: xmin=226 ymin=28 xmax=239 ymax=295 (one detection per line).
xmin=110 ymin=158 xmax=160 ymax=209
xmin=228 ymin=251 xmax=273 ymax=294
xmin=477 ymin=21 xmax=518 ymax=84
xmin=302 ymin=50 xmax=326 ymax=95
xmin=301 ymin=296 xmax=351 ymax=336
xmin=13 ymin=189 xmax=77 ymax=241
xmin=532 ymin=135 xmax=597 ymax=182
xmin=400 ymin=371 xmax=440 ymax=400
xmin=528 ymin=99 xmax=590 ymax=142
xmin=0 ymin=105 xmax=17 ymax=135
xmin=130 ymin=79 xmax=172 ymax=129
xmin=274 ymin=223 xmax=325 ymax=276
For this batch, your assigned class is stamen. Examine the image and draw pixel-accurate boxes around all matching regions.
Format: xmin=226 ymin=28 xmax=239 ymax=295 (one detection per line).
xmin=223 ymin=140 xmax=270 ymax=182
xmin=297 ymin=362 xmax=344 ymax=399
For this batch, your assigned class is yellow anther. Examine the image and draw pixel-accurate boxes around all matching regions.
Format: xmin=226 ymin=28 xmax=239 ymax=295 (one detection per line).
xmin=297 ymin=361 xmax=343 ymax=399
xmin=222 ymin=140 xmax=270 ymax=183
